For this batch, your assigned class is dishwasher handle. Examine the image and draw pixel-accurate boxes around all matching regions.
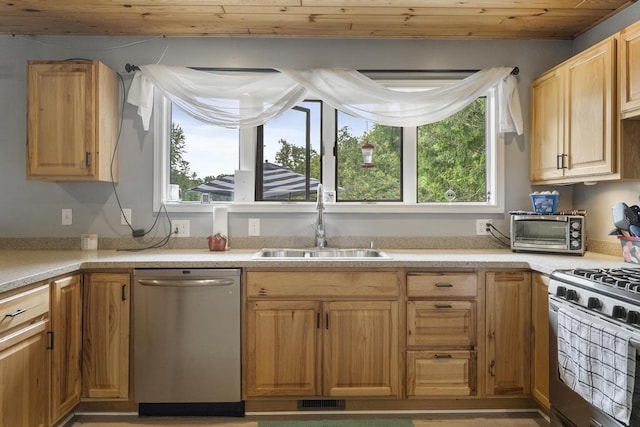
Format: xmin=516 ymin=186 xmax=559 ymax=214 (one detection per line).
xmin=137 ymin=278 xmax=237 ymax=288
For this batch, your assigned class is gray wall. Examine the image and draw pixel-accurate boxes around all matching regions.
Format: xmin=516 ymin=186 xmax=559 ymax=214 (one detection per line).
xmin=0 ymin=33 xmax=573 ymax=242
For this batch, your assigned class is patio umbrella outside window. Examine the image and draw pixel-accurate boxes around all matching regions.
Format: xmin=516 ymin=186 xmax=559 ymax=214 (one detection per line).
xmin=189 ymin=162 xmax=325 ymax=201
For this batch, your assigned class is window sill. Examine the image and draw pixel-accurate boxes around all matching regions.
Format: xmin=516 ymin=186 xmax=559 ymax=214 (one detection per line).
xmin=162 ymin=201 xmax=504 ymax=214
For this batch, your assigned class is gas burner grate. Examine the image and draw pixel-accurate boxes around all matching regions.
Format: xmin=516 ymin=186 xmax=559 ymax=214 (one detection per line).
xmin=570 ymin=267 xmax=640 ymax=293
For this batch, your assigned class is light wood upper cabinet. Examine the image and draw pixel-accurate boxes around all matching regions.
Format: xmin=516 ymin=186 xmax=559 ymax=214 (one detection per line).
xmin=565 ymin=38 xmax=616 ymax=178
xmin=27 ymin=60 xmax=119 ymax=182
xmin=485 ymin=271 xmax=531 ymax=397
xmin=50 ymin=274 xmax=82 ymax=424
xmin=621 ymin=19 xmax=640 ymax=118
xmin=530 ymin=68 xmax=565 ymax=182
xmin=531 ymin=273 xmax=550 ymax=412
xmin=244 ymin=270 xmax=400 ymax=399
xmin=0 ymin=284 xmax=49 ymax=427
xmin=530 ymin=37 xmax=616 ymax=183
xmin=82 ymin=272 xmax=130 ymax=400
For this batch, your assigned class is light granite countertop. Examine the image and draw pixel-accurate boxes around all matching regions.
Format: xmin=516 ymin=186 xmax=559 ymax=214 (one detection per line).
xmin=0 ymin=248 xmax=631 ymax=294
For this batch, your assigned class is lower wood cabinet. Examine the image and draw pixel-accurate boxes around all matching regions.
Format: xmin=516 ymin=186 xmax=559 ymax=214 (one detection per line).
xmin=0 ymin=284 xmax=50 ymax=427
xmin=82 ymin=272 xmax=130 ymax=400
xmin=245 ymin=270 xmax=400 ymax=399
xmin=485 ymin=270 xmax=532 ymax=396
xmin=406 ymin=272 xmax=478 ymax=398
xmin=246 ymin=300 xmax=319 ymax=397
xmin=531 ymin=273 xmax=550 ymax=411
xmin=407 ymin=350 xmax=476 ymax=397
xmin=50 ymin=274 xmax=82 ymax=424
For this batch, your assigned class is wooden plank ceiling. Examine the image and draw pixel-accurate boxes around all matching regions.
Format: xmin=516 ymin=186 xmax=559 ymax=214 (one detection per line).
xmin=0 ymin=0 xmax=635 ymax=39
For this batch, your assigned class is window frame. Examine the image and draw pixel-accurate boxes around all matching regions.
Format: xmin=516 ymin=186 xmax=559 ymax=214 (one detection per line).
xmin=152 ymin=79 xmax=504 ymax=215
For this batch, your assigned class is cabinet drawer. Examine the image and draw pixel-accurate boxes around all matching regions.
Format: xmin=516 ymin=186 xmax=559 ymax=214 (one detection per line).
xmin=407 ymin=300 xmax=475 ymax=347
xmin=407 ymin=350 xmax=476 ymax=397
xmin=407 ymin=273 xmax=477 ymax=298
xmin=247 ymin=271 xmax=399 ymax=298
xmin=0 ymin=284 xmax=49 ymax=335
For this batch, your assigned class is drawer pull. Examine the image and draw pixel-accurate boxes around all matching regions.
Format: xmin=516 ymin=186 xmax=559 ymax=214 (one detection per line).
xmin=433 ymin=354 xmax=452 ymax=359
xmin=434 ymin=283 xmax=453 ymax=288
xmin=435 ymin=304 xmax=453 ymax=309
xmin=4 ymin=308 xmax=26 ymax=318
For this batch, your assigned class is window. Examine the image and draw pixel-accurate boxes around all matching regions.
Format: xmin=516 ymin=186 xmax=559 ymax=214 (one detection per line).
xmin=417 ymin=97 xmax=488 ymax=203
xmin=256 ymin=101 xmax=322 ymax=202
xmin=170 ymin=105 xmax=239 ymax=202
xmin=335 ymin=112 xmax=402 ymax=202
xmin=153 ymin=74 xmax=503 ymax=214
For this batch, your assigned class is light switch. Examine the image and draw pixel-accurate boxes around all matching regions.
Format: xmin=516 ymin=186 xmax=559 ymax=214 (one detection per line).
xmin=248 ymin=218 xmax=260 ymax=236
xmin=62 ymin=209 xmax=72 ymax=226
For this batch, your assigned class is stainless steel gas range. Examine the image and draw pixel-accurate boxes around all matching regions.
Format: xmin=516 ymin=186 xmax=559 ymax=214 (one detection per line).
xmin=549 ymin=268 xmax=640 ymax=427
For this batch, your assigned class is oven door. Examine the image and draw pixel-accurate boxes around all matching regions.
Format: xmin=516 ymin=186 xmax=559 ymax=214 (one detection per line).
xmin=511 ymin=216 xmax=571 ymax=253
xmin=549 ymin=295 xmax=640 ymax=427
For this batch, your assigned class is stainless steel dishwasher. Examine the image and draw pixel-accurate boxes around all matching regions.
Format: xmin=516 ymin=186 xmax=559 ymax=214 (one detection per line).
xmin=134 ymin=268 xmax=243 ymax=416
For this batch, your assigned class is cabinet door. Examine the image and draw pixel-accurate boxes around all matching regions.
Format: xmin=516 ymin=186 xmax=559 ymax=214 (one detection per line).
xmin=531 ymin=273 xmax=550 ymax=411
xmin=485 ymin=271 xmax=531 ymax=396
xmin=407 ymin=350 xmax=476 ymax=397
xmin=27 ymin=62 xmax=96 ymax=179
xmin=565 ymin=37 xmax=616 ymax=178
xmin=621 ymin=20 xmax=640 ymax=117
xmin=0 ymin=321 xmax=48 ymax=427
xmin=50 ymin=274 xmax=82 ymax=423
xmin=407 ymin=300 xmax=475 ymax=348
xmin=245 ymin=300 xmax=320 ymax=397
xmin=323 ymin=301 xmax=399 ymax=397
xmin=530 ymin=68 xmax=565 ymax=182
xmin=82 ymin=273 xmax=130 ymax=399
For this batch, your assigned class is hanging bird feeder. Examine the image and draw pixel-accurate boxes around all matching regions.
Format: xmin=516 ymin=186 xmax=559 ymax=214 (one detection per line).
xmin=361 ymin=143 xmax=375 ymax=168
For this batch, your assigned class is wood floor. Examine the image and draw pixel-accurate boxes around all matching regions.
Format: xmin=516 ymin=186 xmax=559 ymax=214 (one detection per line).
xmin=67 ymin=411 xmax=550 ymax=427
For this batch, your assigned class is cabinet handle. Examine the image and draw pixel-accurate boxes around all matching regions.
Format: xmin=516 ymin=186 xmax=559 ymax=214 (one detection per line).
xmin=434 ymin=283 xmax=453 ymax=288
xmin=316 ymin=313 xmax=320 ymax=329
xmin=556 ymin=154 xmax=562 ymax=170
xmin=435 ymin=304 xmax=453 ymax=309
xmin=85 ymin=151 xmax=91 ymax=167
xmin=325 ymin=313 xmax=329 ymax=330
xmin=433 ymin=354 xmax=452 ymax=359
xmin=47 ymin=331 xmax=54 ymax=350
xmin=121 ymin=284 xmax=127 ymax=301
xmin=4 ymin=308 xmax=26 ymax=318
xmin=562 ymin=154 xmax=568 ymax=169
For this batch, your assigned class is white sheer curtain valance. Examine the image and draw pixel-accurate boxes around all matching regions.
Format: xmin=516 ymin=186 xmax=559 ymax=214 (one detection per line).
xmin=127 ymin=65 xmax=523 ymax=135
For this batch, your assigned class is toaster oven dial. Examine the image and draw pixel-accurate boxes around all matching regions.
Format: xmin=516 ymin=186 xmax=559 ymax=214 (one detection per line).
xmin=570 ymin=221 xmax=582 ymax=230
xmin=571 ymin=231 xmax=580 ymax=238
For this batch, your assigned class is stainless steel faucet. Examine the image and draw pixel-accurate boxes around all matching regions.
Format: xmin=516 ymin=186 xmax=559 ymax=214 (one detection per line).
xmin=315 ymin=184 xmax=326 ymax=248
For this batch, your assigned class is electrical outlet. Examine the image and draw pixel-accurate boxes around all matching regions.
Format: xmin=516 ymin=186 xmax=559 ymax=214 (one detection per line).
xmin=61 ymin=209 xmax=72 ymax=226
xmin=121 ymin=208 xmax=132 ymax=226
xmin=476 ymin=219 xmax=492 ymax=235
xmin=173 ymin=220 xmax=190 ymax=237
xmin=248 ymin=218 xmax=260 ymax=236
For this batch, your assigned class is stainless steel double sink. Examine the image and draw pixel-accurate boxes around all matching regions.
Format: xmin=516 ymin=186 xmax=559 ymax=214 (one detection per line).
xmin=253 ymin=248 xmax=391 ymax=260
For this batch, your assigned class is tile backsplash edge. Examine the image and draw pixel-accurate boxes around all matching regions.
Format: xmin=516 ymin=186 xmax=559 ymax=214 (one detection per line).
xmin=0 ymin=236 xmax=508 ymax=251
